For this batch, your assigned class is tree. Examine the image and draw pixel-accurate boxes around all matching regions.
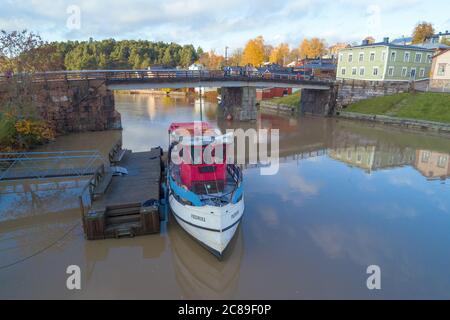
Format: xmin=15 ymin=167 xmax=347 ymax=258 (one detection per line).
xmin=269 ymin=43 xmax=290 ymax=66
xmin=198 ymin=50 xmax=224 ymax=69
xmin=228 ymin=48 xmax=243 ymax=66
xmin=0 ymin=30 xmax=60 ymax=72
xmin=298 ymin=38 xmax=327 ymax=59
xmin=241 ymin=36 xmax=265 ymax=66
xmin=180 ymin=45 xmax=197 ymax=67
xmin=412 ymin=22 xmax=435 ymax=44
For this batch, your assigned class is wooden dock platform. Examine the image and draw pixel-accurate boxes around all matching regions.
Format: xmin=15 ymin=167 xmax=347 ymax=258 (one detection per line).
xmin=83 ymin=147 xmax=163 ymax=240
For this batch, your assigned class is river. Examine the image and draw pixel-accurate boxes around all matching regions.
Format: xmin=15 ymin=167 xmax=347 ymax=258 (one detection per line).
xmin=1 ymin=93 xmax=450 ymax=299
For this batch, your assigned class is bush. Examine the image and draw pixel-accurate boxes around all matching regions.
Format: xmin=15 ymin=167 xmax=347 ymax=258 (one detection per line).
xmin=0 ymin=112 xmax=55 ymax=151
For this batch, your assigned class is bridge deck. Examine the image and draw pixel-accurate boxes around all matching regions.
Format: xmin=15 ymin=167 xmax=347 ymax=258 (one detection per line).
xmin=0 ymin=70 xmax=333 ymax=90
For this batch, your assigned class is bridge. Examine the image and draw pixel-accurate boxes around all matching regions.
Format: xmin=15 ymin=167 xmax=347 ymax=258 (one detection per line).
xmin=1 ymin=70 xmax=333 ymax=90
xmin=0 ymin=69 xmax=336 ymax=124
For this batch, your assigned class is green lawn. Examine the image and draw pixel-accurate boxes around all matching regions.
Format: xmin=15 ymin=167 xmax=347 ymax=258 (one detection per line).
xmin=268 ymin=91 xmax=301 ymax=107
xmin=345 ymin=92 xmax=450 ymax=124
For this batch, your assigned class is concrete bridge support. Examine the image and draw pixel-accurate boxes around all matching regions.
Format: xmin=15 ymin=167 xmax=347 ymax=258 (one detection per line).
xmin=220 ymin=87 xmax=257 ymax=121
xmin=300 ymin=87 xmax=337 ymax=116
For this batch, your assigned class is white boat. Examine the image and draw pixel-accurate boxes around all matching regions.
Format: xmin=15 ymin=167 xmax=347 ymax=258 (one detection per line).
xmin=167 ymin=122 xmax=244 ymax=258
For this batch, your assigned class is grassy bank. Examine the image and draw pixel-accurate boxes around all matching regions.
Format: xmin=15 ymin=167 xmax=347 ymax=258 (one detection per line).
xmin=345 ymin=92 xmax=450 ymax=124
xmin=267 ymin=91 xmax=301 ymax=107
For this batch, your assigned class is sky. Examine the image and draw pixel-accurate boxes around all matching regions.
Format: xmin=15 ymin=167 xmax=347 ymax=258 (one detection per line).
xmin=1 ymin=0 xmax=449 ymax=54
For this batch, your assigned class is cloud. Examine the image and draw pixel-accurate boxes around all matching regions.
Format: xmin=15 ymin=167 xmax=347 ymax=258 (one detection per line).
xmin=1 ymin=0 xmax=448 ymax=51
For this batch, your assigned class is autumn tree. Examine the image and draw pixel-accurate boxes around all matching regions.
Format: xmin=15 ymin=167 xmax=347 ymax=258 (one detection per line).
xmin=412 ymin=22 xmax=435 ymax=44
xmin=241 ymin=36 xmax=265 ymax=66
xmin=198 ymin=50 xmax=225 ymax=69
xmin=298 ymin=38 xmax=327 ymax=59
xmin=0 ymin=30 xmax=64 ymax=72
xmin=228 ymin=48 xmax=243 ymax=66
xmin=269 ymin=43 xmax=290 ymax=66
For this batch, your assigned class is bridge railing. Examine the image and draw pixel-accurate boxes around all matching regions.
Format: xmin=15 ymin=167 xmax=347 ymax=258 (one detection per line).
xmin=0 ymin=70 xmax=333 ymax=84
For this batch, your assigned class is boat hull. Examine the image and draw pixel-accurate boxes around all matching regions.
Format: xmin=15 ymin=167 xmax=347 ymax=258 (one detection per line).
xmin=169 ymin=194 xmax=244 ymax=257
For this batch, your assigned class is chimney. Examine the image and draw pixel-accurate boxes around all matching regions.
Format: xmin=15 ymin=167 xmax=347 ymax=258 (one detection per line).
xmin=362 ymin=39 xmax=369 ymax=45
xmin=383 ymin=37 xmax=389 ymax=44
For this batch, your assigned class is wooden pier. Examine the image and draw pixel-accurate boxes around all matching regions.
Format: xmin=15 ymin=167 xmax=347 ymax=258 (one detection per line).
xmin=81 ymin=147 xmax=163 ymax=240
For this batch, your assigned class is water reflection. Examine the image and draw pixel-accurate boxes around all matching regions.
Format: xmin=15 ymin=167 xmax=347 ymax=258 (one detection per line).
xmin=1 ymin=94 xmax=450 ymax=299
xmin=169 ymin=221 xmax=243 ymax=299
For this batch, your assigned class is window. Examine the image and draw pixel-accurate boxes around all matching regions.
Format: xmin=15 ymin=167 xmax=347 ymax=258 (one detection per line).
xmin=359 ymin=67 xmax=365 ymax=76
xmin=421 ymin=151 xmax=430 ymax=163
xmin=359 ymin=53 xmax=364 ymax=62
xmin=419 ymin=68 xmax=425 ymax=77
xmin=357 ymin=153 xmax=362 ymax=163
xmin=402 ymin=67 xmax=408 ymax=77
xmin=388 ymin=66 xmax=394 ymax=76
xmin=438 ymin=63 xmax=446 ymax=76
xmin=427 ymin=54 xmax=432 ymax=63
xmin=390 ymin=51 xmax=396 ymax=62
xmin=370 ymin=52 xmax=375 ymax=61
xmin=415 ymin=53 xmax=422 ymax=63
xmin=341 ymin=68 xmax=346 ymax=76
xmin=352 ymin=67 xmax=357 ymax=75
xmin=348 ymin=54 xmax=353 ymax=63
xmin=373 ymin=67 xmax=379 ymax=76
xmin=410 ymin=68 xmax=416 ymax=78
xmin=404 ymin=52 xmax=410 ymax=62
xmin=437 ymin=155 xmax=448 ymax=168
xmin=382 ymin=51 xmax=386 ymax=61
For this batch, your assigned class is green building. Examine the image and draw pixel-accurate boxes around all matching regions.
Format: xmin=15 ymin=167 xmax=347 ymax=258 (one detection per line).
xmin=337 ymin=38 xmax=434 ymax=82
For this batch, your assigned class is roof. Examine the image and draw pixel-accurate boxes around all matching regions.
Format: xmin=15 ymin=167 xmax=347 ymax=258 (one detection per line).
xmin=432 ymin=49 xmax=450 ymax=59
xmin=349 ymin=42 xmax=434 ymax=52
xmin=391 ymin=37 xmax=413 ymax=45
xmin=427 ymin=31 xmax=450 ymax=39
xmin=414 ymin=43 xmax=450 ymax=50
xmin=302 ymin=63 xmax=336 ymax=70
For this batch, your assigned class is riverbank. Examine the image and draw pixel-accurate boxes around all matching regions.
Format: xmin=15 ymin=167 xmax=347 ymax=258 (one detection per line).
xmin=259 ymin=91 xmax=301 ymax=114
xmin=338 ymin=92 xmax=450 ymax=134
xmin=343 ymin=92 xmax=450 ymax=124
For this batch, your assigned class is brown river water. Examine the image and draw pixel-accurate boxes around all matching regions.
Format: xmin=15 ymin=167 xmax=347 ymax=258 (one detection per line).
xmin=1 ymin=93 xmax=450 ymax=299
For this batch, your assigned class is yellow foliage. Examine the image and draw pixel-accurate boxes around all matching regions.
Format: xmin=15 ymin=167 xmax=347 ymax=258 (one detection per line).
xmin=269 ymin=43 xmax=290 ymax=66
xmin=299 ymin=38 xmax=327 ymax=59
xmin=242 ymin=36 xmax=265 ymax=66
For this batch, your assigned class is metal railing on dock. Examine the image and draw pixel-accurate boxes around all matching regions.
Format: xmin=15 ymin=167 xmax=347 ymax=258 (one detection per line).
xmin=0 ymin=150 xmax=107 ymax=181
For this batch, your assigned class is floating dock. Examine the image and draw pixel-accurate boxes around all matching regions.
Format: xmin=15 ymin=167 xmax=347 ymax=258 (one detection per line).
xmin=82 ymin=147 xmax=163 ymax=240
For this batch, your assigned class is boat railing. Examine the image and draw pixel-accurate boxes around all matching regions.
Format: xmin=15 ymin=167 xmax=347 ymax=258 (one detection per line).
xmin=169 ymin=164 xmax=243 ymax=207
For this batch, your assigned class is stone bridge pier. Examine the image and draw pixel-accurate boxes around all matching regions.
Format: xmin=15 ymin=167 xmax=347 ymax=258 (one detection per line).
xmin=220 ymin=87 xmax=257 ymax=121
xmin=300 ymin=86 xmax=338 ymax=116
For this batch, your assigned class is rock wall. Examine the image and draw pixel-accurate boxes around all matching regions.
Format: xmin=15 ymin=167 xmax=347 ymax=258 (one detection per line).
xmin=220 ymin=87 xmax=257 ymax=121
xmin=35 ymin=79 xmax=121 ymax=133
xmin=300 ymin=86 xmax=337 ymax=116
xmin=336 ymin=79 xmax=412 ymax=111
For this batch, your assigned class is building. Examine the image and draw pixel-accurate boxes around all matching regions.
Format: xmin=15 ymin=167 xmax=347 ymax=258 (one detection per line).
xmin=430 ymin=49 xmax=450 ymax=90
xmin=336 ymin=38 xmax=434 ymax=82
xmin=425 ymin=31 xmax=450 ymax=44
xmin=188 ymin=63 xmax=206 ymax=71
xmin=256 ymin=87 xmax=292 ymax=101
xmin=328 ymin=43 xmax=351 ymax=59
xmin=414 ymin=150 xmax=450 ymax=181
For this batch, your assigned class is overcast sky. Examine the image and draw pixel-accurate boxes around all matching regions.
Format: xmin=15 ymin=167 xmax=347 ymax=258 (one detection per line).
xmin=1 ymin=0 xmax=449 ymax=54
